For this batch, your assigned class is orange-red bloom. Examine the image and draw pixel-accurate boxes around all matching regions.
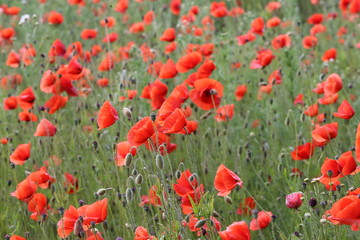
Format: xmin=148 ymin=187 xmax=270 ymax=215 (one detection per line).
xmin=219 ymin=221 xmax=251 ymax=240
xmin=10 ymin=143 xmax=31 ymax=165
xmin=250 ymin=211 xmax=273 ymax=231
xmin=189 ymin=78 xmax=223 ymax=110
xmin=333 ymin=100 xmax=354 ymax=119
xmin=97 ymin=101 xmax=119 ymax=130
xmin=34 ymin=119 xmax=57 ymax=137
xmin=214 ymin=164 xmax=243 ymax=196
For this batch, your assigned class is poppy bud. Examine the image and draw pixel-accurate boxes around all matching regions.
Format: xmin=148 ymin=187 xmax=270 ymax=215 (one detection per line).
xmin=125 ymin=153 xmax=133 ymax=167
xmin=304 ymin=212 xmax=311 ymax=218
xmin=237 ymin=145 xmax=242 ymax=156
xmin=224 ymin=196 xmax=233 ymax=205
xmin=97 ymin=188 xmax=107 ymax=196
xmin=294 ymin=231 xmax=301 ymax=238
xmin=156 ymin=154 xmax=164 ymax=169
xmin=195 ymin=219 xmax=208 ymax=228
xmin=135 ymin=174 xmax=143 ymax=185
xmin=7 ymin=180 xmax=12 ymax=186
xmin=212 ymin=211 xmax=220 ymax=218
xmin=252 ymin=209 xmax=259 ymax=218
xmin=103 ymin=220 xmax=108 ymax=230
xmin=59 ymin=207 xmax=65 ymax=216
xmin=5 ymin=235 xmax=10 ymax=240
xmin=74 ymin=217 xmax=85 ymax=237
xmin=132 ymin=169 xmax=138 ymax=176
xmin=320 ymin=219 xmax=327 ymax=224
xmin=122 ymin=108 xmax=132 ymax=119
xmin=308 ymin=198 xmax=317 ymax=207
xmin=78 ymin=199 xmax=85 ymax=206
xmin=210 ymin=89 xmax=217 ymax=95
xmin=175 ymin=170 xmax=181 ymax=179
xmin=150 ymin=112 xmax=156 ymax=121
xmin=286 ymin=192 xmax=303 ymax=209
xmin=125 ymin=187 xmax=133 ymax=203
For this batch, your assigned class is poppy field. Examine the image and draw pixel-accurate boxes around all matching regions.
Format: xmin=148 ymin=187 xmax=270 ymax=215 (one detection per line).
xmin=1 ymin=0 xmax=360 ymax=239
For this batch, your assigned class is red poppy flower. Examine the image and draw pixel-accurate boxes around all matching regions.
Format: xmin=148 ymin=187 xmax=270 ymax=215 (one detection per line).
xmin=210 ymin=2 xmax=228 ymax=18
xmin=10 ymin=236 xmax=26 ymax=240
xmin=215 ymin=104 xmax=234 ymax=122
xmin=129 ymin=22 xmax=145 ymax=33
xmin=140 ymin=185 xmax=162 ymax=207
xmin=291 ymin=142 xmax=315 ymax=160
xmin=158 ymin=59 xmax=178 ymax=79
xmin=27 ymin=193 xmax=50 ymax=221
xmin=285 ymin=192 xmax=303 ymax=209
xmin=302 ymin=35 xmax=318 ymax=49
xmin=326 ymin=195 xmax=360 ymax=231
xmin=310 ymin=24 xmax=327 ymax=35
xmin=159 ymin=108 xmax=187 ymax=134
xmin=34 ymin=119 xmax=57 ymax=137
xmin=3 ymin=96 xmax=18 ymax=110
xmin=356 ymin=123 xmax=360 ymax=163
xmin=250 ymin=211 xmax=273 ymax=231
xmin=176 ymin=52 xmax=202 ymax=73
xmin=97 ymin=101 xmax=119 ymax=130
xmin=143 ymin=10 xmax=155 ymax=25
xmin=266 ymin=17 xmax=281 ymax=28
xmin=237 ymin=197 xmax=256 ymax=215
xmin=214 ymin=164 xmax=243 ymax=196
xmin=250 ymin=49 xmax=275 ymax=69
xmin=18 ymin=111 xmax=38 ymax=122
xmin=197 ymin=60 xmax=216 ymax=79
xmin=98 ymin=52 xmax=117 ymax=71
xmin=319 ymin=175 xmax=341 ymax=191
xmin=80 ymin=29 xmax=97 ymax=39
xmin=6 ymin=51 xmax=21 ymax=68
xmin=134 ymin=226 xmax=157 ymax=240
xmin=189 ymin=78 xmax=223 ymax=110
xmin=10 ymin=143 xmax=31 ymax=165
xmin=235 ymin=85 xmax=247 ymax=101
xmin=324 ymin=73 xmax=342 ymax=95
xmin=308 ymin=13 xmax=324 ymax=24
xmin=48 ymin=11 xmax=64 ymax=24
xmin=115 ymin=141 xmax=137 ymax=166
xmin=11 ymin=178 xmax=37 ymax=202
xmin=250 ymin=17 xmax=264 ymax=35
xmin=337 ymin=151 xmax=358 ymax=176
xmin=17 ymin=87 xmax=36 ymax=110
xmin=27 ymin=166 xmax=55 ymax=189
xmin=219 ymin=221 xmax=251 ymax=240
xmin=45 ymin=95 xmax=68 ymax=114
xmin=141 ymin=79 xmax=168 ymax=110
xmin=322 ymin=48 xmax=337 ymax=62
xmin=64 ymin=172 xmax=78 ymax=194
xmin=272 ymin=34 xmax=291 ymax=49
xmin=57 ymin=199 xmax=108 ymax=238
xmin=333 ymin=100 xmax=354 ymax=119
xmin=311 ymin=122 xmax=338 ymax=147
xmin=127 ymin=117 xmax=155 ymax=147
xmin=304 ymin=103 xmax=319 ymax=117
xmin=160 ymin=28 xmax=176 ymax=42
xmin=321 ymin=158 xmax=342 ymax=177
xmin=266 ymin=1 xmax=281 ymax=12
xmin=100 ymin=16 xmax=116 ymax=28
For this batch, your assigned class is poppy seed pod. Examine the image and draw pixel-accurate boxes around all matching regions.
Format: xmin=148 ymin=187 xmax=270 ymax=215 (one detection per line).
xmin=195 ymin=219 xmax=208 ymax=228
xmin=122 ymin=107 xmax=132 ymax=119
xmin=96 ymin=188 xmax=107 ymax=196
xmin=125 ymin=188 xmax=133 ymax=203
xmin=125 ymin=153 xmax=133 ymax=167
xmin=135 ymin=174 xmax=143 ymax=185
xmin=224 ymin=196 xmax=233 ymax=205
xmin=156 ymin=154 xmax=164 ymax=169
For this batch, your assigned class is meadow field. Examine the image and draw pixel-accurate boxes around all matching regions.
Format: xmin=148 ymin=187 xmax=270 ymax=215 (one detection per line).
xmin=1 ymin=0 xmax=360 ymax=239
